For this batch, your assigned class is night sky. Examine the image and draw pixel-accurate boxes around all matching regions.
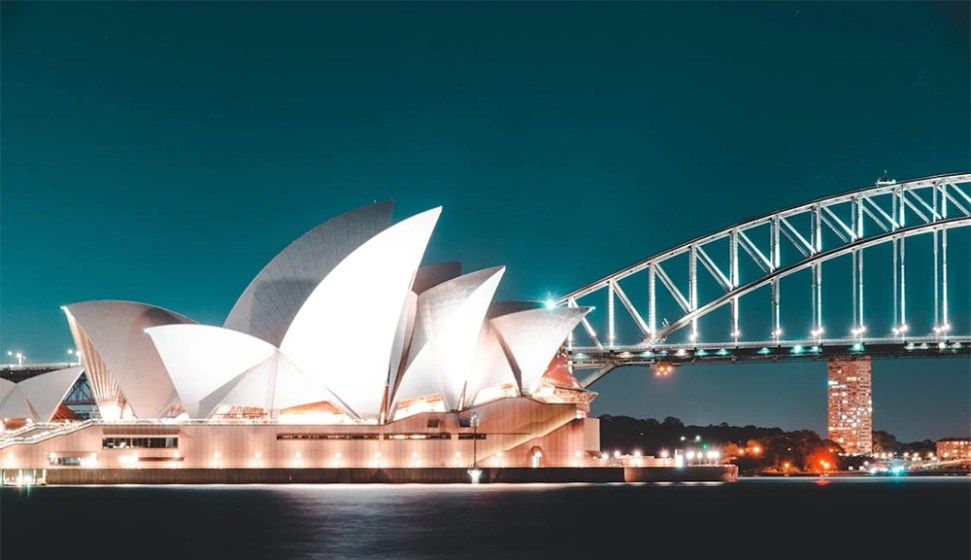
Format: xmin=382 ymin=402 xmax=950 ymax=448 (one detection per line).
xmin=2 ymin=2 xmax=968 ymax=441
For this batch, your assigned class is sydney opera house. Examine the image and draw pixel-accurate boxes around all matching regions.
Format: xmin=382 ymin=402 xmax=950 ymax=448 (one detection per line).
xmin=1 ymin=203 xmax=603 ymax=477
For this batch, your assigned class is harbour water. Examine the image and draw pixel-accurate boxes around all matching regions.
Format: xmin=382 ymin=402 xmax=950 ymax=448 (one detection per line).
xmin=2 ymin=477 xmax=968 ymax=559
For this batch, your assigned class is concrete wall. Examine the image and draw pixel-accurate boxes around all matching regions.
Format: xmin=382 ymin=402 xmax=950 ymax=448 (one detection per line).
xmin=31 ymin=467 xmax=626 ymax=485
xmin=624 ymin=465 xmax=738 ymax=483
xmin=3 ymin=466 xmax=736 ymax=485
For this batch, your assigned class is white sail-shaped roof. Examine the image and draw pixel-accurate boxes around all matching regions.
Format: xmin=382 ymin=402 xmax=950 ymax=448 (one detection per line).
xmin=17 ymin=367 xmax=85 ymax=422
xmin=392 ymin=266 xmax=505 ymax=412
xmin=466 ymin=321 xmax=519 ymax=405
xmin=490 ymin=306 xmax=592 ymax=395
xmin=412 ymin=261 xmax=462 ymax=294
xmin=0 ymin=367 xmax=83 ymax=422
xmin=224 ymin=201 xmax=394 ymax=347
xmin=387 ymin=290 xmax=418 ymax=403
xmin=388 ymin=261 xmax=462 ymax=392
xmin=0 ymin=379 xmax=16 ymax=404
xmin=199 ymin=352 xmax=348 ymax=416
xmin=146 ymin=324 xmax=277 ymax=418
xmin=63 ymin=301 xmax=196 ymax=419
xmin=0 ymin=393 xmax=35 ymax=420
xmin=0 ymin=379 xmax=35 ymax=420
xmin=280 ymin=207 xmax=442 ymax=419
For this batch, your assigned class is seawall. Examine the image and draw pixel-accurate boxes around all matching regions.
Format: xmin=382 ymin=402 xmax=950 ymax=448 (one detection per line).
xmin=4 ymin=465 xmax=737 ymax=485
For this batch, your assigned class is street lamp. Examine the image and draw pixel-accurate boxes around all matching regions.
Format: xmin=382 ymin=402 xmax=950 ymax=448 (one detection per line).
xmin=811 ymin=327 xmax=824 ymax=343
xmin=470 ymin=411 xmax=480 ymax=468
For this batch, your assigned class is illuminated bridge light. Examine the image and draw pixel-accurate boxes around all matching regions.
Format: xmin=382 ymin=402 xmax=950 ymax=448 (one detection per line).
xmin=715 ymin=349 xmax=730 ymax=356
xmin=639 ymin=351 xmax=654 ymax=358
xmin=809 ymin=346 xmax=821 ymax=353
xmin=850 ymin=343 xmax=864 ymax=352
xmin=791 ymin=345 xmax=803 ymax=354
xmin=695 ymin=349 xmax=708 ymax=357
xmin=757 ymin=347 xmax=771 ymax=355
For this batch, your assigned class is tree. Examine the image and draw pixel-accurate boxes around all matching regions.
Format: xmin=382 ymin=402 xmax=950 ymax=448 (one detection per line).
xmin=662 ymin=416 xmax=683 ymax=427
xmin=872 ymin=430 xmax=901 ymax=454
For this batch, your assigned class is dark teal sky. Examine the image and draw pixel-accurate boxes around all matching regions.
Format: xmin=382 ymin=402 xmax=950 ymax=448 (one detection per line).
xmin=2 ymin=2 xmax=968 ymax=440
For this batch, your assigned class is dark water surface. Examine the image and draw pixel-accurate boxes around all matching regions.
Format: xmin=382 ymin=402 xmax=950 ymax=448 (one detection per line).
xmin=3 ymin=478 xmax=969 ymax=559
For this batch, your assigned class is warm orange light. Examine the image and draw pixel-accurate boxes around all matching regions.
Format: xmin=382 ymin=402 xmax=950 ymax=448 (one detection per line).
xmin=819 ymin=459 xmax=825 ymax=466
xmin=783 ymin=462 xmax=790 ymax=469
xmin=752 ymin=446 xmax=761 ymax=454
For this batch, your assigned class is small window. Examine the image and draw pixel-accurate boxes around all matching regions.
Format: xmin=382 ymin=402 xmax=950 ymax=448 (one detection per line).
xmin=427 ymin=419 xmax=442 ymax=428
xmin=277 ymin=433 xmax=380 ymax=440
xmin=48 ymin=456 xmax=83 ymax=466
xmin=102 ymin=436 xmax=177 ymax=449
xmin=386 ymin=433 xmax=451 ymax=440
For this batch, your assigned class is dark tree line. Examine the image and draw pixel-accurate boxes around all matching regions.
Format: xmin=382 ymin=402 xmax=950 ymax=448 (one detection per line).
xmin=599 ymin=415 xmax=933 ymax=474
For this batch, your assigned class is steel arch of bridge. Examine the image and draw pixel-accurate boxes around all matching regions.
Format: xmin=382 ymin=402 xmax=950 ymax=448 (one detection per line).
xmin=556 ymin=172 xmax=971 ymax=384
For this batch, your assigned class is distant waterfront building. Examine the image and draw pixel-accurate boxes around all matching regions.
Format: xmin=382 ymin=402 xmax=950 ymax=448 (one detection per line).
xmin=936 ymin=438 xmax=971 ymax=459
xmin=827 ymin=356 xmax=873 ymax=454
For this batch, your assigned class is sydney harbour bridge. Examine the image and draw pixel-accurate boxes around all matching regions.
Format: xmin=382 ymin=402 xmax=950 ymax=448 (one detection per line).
xmin=555 ymin=172 xmax=971 ymax=387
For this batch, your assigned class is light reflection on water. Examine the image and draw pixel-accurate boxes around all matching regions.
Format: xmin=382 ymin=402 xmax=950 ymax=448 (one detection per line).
xmin=2 ymin=478 xmax=968 ymax=559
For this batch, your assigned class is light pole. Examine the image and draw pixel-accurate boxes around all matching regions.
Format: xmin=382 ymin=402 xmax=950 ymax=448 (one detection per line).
xmin=470 ymin=411 xmax=479 ymax=468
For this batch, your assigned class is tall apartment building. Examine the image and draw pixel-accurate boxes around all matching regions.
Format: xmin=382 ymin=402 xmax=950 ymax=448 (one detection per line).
xmin=827 ymin=356 xmax=873 ymax=454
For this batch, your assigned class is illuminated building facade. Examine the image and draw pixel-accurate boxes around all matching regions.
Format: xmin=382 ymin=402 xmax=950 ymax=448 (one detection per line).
xmin=1 ymin=203 xmax=602 ymax=474
xmin=827 ymin=356 xmax=873 ymax=454
xmin=936 ymin=438 xmax=971 ymax=459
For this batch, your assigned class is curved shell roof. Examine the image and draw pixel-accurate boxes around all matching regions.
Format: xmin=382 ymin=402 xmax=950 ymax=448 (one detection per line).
xmin=224 ymin=201 xmax=393 ymax=347
xmin=392 ymin=266 xmax=505 ymax=412
xmin=0 ymin=379 xmax=16 ymax=404
xmin=63 ymin=301 xmax=196 ymax=419
xmin=0 ymin=367 xmax=84 ymax=422
xmin=0 ymin=379 xmax=35 ymax=420
xmin=147 ymin=324 xmax=278 ymax=418
xmin=490 ymin=306 xmax=592 ymax=395
xmin=199 ymin=352 xmax=349 ymax=417
xmin=280 ymin=207 xmax=442 ymax=419
xmin=412 ymin=261 xmax=462 ymax=294
xmin=65 ymin=205 xmax=596 ymax=424
xmin=465 ymin=321 xmax=518 ymax=405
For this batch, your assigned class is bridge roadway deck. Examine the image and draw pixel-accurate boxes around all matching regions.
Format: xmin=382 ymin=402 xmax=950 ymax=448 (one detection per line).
xmin=569 ymin=336 xmax=971 ymax=370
